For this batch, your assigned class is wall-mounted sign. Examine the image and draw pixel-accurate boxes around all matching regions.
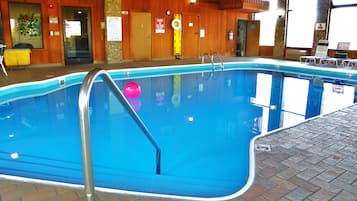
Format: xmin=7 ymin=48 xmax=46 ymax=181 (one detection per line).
xmin=155 ymin=18 xmax=165 ymax=34
xmin=65 ymin=20 xmax=81 ymax=38
xmin=315 ymin=23 xmax=326 ymax=31
xmin=49 ymin=16 xmax=58 ymax=24
xmin=106 ymin=16 xmax=122 ymax=41
xmin=200 ymin=29 xmax=205 ymax=38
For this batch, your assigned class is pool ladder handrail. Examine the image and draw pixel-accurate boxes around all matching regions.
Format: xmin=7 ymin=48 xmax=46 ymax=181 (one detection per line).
xmin=213 ymin=53 xmax=224 ymax=71
xmin=78 ymin=68 xmax=161 ymax=201
xmin=201 ymin=53 xmax=214 ymax=72
xmin=201 ymin=53 xmax=224 ymax=72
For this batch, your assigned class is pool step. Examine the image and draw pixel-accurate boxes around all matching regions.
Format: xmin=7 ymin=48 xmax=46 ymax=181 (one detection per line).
xmin=0 ymin=152 xmax=240 ymax=198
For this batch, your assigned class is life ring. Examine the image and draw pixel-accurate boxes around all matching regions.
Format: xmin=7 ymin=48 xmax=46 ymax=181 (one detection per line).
xmin=171 ymin=18 xmax=182 ymax=30
xmin=171 ymin=94 xmax=181 ymax=107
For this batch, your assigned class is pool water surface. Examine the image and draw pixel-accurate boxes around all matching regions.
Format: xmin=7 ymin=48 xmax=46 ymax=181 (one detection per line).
xmin=0 ymin=66 xmax=356 ymax=200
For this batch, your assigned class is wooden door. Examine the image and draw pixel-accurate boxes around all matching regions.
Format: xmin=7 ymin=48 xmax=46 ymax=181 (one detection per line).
xmin=246 ymin=20 xmax=260 ymax=57
xmin=130 ymin=12 xmax=152 ymax=61
xmin=182 ymin=15 xmax=199 ymax=58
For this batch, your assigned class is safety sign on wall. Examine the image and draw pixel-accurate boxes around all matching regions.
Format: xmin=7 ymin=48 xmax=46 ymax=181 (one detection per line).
xmin=155 ymin=18 xmax=165 ymax=34
xmin=106 ymin=16 xmax=122 ymax=41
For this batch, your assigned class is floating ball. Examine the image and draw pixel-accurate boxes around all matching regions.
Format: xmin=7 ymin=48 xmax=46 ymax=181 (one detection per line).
xmin=123 ymin=81 xmax=141 ymax=98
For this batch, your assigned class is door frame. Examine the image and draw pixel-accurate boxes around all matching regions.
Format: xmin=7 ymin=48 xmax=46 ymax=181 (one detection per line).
xmin=246 ymin=20 xmax=260 ymax=57
xmin=62 ymin=6 xmax=93 ymax=65
xmin=130 ymin=12 xmax=152 ymax=61
xmin=182 ymin=14 xmax=200 ymax=59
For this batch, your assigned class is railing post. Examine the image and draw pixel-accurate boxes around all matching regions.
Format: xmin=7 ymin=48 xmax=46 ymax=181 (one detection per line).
xmin=78 ymin=70 xmax=97 ymax=201
xmin=78 ymin=68 xmax=161 ymax=200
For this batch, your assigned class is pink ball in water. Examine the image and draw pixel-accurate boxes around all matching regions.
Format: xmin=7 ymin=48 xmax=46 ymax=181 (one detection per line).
xmin=123 ymin=81 xmax=141 ymax=98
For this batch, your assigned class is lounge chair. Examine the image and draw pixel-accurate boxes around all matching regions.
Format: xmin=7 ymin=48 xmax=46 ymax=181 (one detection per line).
xmin=320 ymin=42 xmax=350 ymax=67
xmin=300 ymin=40 xmax=329 ymax=65
xmin=0 ymin=44 xmax=7 ymax=76
xmin=341 ymin=59 xmax=357 ymax=69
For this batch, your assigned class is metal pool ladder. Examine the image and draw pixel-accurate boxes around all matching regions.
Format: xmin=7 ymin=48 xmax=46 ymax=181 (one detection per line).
xmin=201 ymin=52 xmax=224 ymax=72
xmin=78 ymin=68 xmax=161 ymax=201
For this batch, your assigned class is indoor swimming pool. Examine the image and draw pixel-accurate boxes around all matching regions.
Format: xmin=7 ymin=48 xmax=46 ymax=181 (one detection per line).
xmin=0 ymin=61 xmax=356 ymax=200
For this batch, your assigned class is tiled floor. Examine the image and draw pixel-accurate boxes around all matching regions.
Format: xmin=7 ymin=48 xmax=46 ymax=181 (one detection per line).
xmin=0 ymin=58 xmax=204 ymax=87
xmin=0 ymin=59 xmax=356 ymax=201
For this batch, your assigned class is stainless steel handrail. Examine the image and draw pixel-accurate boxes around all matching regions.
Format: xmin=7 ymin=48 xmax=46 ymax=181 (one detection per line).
xmin=201 ymin=53 xmax=224 ymax=72
xmin=201 ymin=53 xmax=213 ymax=64
xmin=213 ymin=53 xmax=224 ymax=71
xmin=78 ymin=68 xmax=161 ymax=201
xmin=201 ymin=53 xmax=215 ymax=73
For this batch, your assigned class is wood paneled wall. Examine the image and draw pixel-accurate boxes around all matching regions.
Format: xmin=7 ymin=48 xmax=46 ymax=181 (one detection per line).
xmin=259 ymin=46 xmax=274 ymax=57
xmin=1 ymin=0 xmax=250 ymax=65
xmin=1 ymin=0 xmax=105 ymax=65
xmin=122 ymin=0 xmax=249 ymax=60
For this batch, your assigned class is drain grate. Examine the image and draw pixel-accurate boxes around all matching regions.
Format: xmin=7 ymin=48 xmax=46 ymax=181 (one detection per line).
xmin=255 ymin=144 xmax=272 ymax=152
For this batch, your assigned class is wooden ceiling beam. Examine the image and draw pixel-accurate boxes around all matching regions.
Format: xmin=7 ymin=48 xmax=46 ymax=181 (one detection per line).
xmin=200 ymin=0 xmax=269 ymax=12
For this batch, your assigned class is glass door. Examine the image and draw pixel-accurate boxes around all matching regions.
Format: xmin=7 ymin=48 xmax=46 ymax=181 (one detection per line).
xmin=62 ymin=7 xmax=92 ymax=65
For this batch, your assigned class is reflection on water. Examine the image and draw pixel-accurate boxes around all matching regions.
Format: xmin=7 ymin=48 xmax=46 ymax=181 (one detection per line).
xmin=251 ymin=72 xmax=356 ymax=132
xmin=0 ymin=69 xmax=356 ymax=197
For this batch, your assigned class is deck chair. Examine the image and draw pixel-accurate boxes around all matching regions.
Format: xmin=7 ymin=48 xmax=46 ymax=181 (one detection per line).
xmin=342 ymin=59 xmax=357 ymax=69
xmin=321 ymin=42 xmax=350 ymax=67
xmin=0 ymin=44 xmax=7 ymax=76
xmin=300 ymin=40 xmax=329 ymax=65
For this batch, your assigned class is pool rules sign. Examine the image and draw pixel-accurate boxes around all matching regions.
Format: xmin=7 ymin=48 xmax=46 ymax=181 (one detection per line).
xmin=106 ymin=16 xmax=122 ymax=41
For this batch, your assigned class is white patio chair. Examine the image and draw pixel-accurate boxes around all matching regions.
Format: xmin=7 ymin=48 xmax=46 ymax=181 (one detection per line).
xmin=320 ymin=42 xmax=350 ymax=67
xmin=300 ymin=40 xmax=329 ymax=65
xmin=0 ymin=44 xmax=7 ymax=76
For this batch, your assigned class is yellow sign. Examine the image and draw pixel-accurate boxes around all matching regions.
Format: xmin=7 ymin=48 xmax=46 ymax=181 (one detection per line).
xmin=172 ymin=14 xmax=182 ymax=58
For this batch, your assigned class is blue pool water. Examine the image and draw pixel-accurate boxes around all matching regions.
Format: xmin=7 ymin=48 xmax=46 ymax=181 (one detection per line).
xmin=0 ymin=62 xmax=356 ymax=200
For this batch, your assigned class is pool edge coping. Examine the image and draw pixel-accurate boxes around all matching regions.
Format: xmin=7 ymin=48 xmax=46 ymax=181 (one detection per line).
xmin=1 ymin=60 xmax=357 ymax=200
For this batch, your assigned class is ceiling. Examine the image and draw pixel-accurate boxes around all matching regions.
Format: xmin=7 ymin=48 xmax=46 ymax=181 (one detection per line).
xmin=201 ymin=0 xmax=220 ymax=4
xmin=199 ymin=0 xmax=269 ymax=12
